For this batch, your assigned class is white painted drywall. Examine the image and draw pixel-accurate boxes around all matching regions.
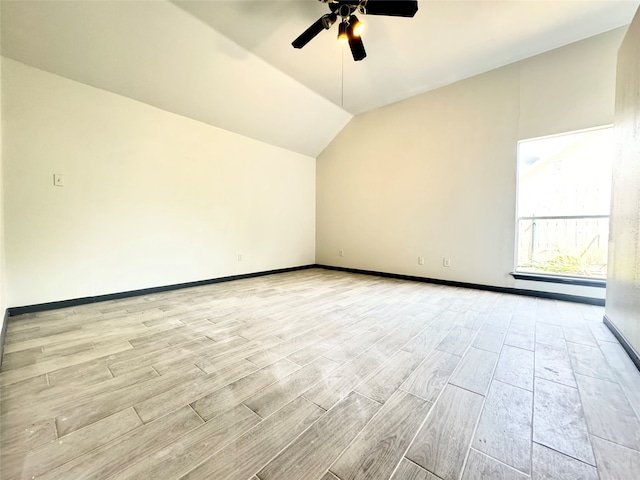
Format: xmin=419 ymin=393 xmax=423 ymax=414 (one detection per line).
xmin=606 ymin=9 xmax=640 ymax=353
xmin=0 ymin=4 xmax=7 ymax=329
xmin=3 ymin=59 xmax=316 ymax=308
xmin=317 ymin=29 xmax=625 ymax=301
xmin=519 ymin=29 xmax=623 ymax=140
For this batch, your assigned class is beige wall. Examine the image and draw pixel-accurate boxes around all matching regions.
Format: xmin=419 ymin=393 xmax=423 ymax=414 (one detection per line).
xmin=606 ymin=11 xmax=640 ymax=353
xmin=317 ymin=29 xmax=625 ymax=300
xmin=2 ymin=59 xmax=316 ymax=307
xmin=1 ymin=4 xmax=7 ymax=328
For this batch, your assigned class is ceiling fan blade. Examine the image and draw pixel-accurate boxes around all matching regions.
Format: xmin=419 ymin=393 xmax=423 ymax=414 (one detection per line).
xmin=362 ymin=0 xmax=418 ymax=17
xmin=292 ymin=17 xmax=326 ymax=49
xmin=347 ymin=25 xmax=366 ymax=61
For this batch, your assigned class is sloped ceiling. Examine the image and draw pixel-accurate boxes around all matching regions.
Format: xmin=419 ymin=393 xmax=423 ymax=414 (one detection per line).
xmin=176 ymin=0 xmax=640 ymax=114
xmin=2 ymin=1 xmax=639 ymax=157
xmin=0 ymin=0 xmax=352 ymax=157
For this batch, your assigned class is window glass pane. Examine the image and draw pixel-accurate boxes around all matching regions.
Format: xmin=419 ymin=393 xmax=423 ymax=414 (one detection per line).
xmin=516 ymin=128 xmax=613 ymax=279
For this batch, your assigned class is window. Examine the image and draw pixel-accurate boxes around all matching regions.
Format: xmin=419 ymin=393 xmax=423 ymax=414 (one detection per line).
xmin=515 ymin=127 xmax=613 ymax=279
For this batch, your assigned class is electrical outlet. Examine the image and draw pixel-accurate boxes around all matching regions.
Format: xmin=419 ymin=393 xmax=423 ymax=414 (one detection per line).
xmin=418 ymin=256 xmax=425 ymax=265
xmin=443 ymin=258 xmax=451 ymax=267
xmin=53 ymin=174 xmax=64 ymax=186
xmin=237 ymin=254 xmax=243 ymax=262
xmin=339 ymin=249 xmax=344 ymax=257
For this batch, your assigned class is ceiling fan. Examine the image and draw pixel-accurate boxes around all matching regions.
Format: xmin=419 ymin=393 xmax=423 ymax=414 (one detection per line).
xmin=292 ymin=0 xmax=419 ymax=61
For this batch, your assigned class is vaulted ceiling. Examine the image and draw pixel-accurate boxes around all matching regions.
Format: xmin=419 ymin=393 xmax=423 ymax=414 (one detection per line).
xmin=2 ymin=1 xmax=638 ymax=157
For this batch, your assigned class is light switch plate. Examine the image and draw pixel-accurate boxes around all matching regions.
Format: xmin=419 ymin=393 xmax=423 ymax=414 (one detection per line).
xmin=53 ymin=174 xmax=64 ymax=186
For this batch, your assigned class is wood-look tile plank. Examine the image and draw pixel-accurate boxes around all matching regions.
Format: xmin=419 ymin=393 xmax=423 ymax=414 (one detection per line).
xmin=406 ymin=384 xmax=484 ymax=480
xmin=574 ymin=373 xmax=640 ymax=450
xmin=511 ymin=297 xmax=536 ymax=327
xmin=455 ymin=310 xmax=487 ymax=331
xmin=429 ymin=307 xmax=459 ymax=326
xmin=180 ymin=396 xmax=324 ymax=479
xmin=245 ymin=333 xmax=324 ymax=368
xmin=1 ymin=346 xmax=44 ymax=371
xmin=535 ymin=299 xmax=560 ymax=325
xmin=461 ymin=449 xmax=528 ymax=480
xmin=45 ymin=339 xmax=168 ymax=385
xmin=323 ymin=329 xmax=389 ymax=364
xmin=534 ymin=343 xmax=576 ymax=388
xmin=303 ymin=349 xmax=387 ymax=411
xmin=244 ymin=357 xmax=338 ymax=418
xmin=355 ymin=349 xmax=426 ymax=404
xmin=493 ymin=345 xmax=534 ymax=391
xmin=48 ymin=362 xmax=114 ymax=388
xmin=449 ymin=347 xmax=498 ymax=396
xmin=484 ymin=311 xmax=512 ymax=329
xmin=599 ymin=341 xmax=640 ymax=418
xmin=39 ymin=406 xmax=203 ymax=480
xmin=389 ymin=458 xmax=439 ymax=480
xmin=533 ymin=377 xmax=595 ymax=465
xmin=0 ymin=341 xmax=133 ymax=386
xmin=2 ymin=319 xmax=180 ymax=354
xmin=566 ymin=342 xmax=615 ymax=381
xmin=0 ymin=373 xmax=48 ymax=400
xmin=190 ymin=358 xmax=301 ymax=421
xmin=0 ymin=417 xmax=56 ymax=447
xmin=401 ymin=327 xmax=448 ymax=356
xmin=286 ymin=340 xmax=339 ymax=366
xmin=1 ymin=366 xmax=158 ymax=428
xmin=127 ymin=325 xmax=190 ymax=347
xmin=367 ymin=320 xmax=433 ymax=358
xmin=109 ymin=336 xmax=224 ymax=376
xmin=401 ymin=349 xmax=461 ymax=402
xmin=532 ymin=442 xmax=598 ymax=480
xmin=0 ymin=418 xmax=57 ymax=479
xmin=504 ymin=323 xmax=535 ymax=351
xmin=193 ymin=336 xmax=283 ymax=375
xmin=331 ymin=390 xmax=433 ymax=480
xmin=22 ymin=408 xmax=142 ymax=479
xmin=320 ymin=473 xmax=341 ymax=480
xmin=590 ymin=435 xmax=640 ymax=480
xmin=535 ymin=323 xmax=565 ymax=349
xmin=435 ymin=327 xmax=476 ymax=356
xmin=588 ymin=322 xmax=618 ymax=344
xmin=258 ymin=392 xmax=380 ymax=480
xmin=472 ymin=324 xmax=506 ymax=353
xmin=109 ymin=404 xmax=261 ymax=480
xmin=134 ymin=359 xmax=258 ymax=423
xmin=472 ymin=380 xmax=533 ymax=474
xmin=562 ymin=325 xmax=597 ymax=347
xmin=55 ymin=364 xmax=204 ymax=436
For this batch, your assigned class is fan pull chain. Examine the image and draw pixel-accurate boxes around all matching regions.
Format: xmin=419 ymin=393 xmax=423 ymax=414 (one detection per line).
xmin=341 ymin=46 xmax=344 ymax=107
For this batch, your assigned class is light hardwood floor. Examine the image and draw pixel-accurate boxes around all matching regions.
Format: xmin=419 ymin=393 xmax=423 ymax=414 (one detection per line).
xmin=1 ymin=268 xmax=639 ymax=479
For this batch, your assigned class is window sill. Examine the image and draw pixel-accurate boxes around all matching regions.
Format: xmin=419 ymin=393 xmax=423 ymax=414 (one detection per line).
xmin=510 ymin=272 xmax=606 ymax=288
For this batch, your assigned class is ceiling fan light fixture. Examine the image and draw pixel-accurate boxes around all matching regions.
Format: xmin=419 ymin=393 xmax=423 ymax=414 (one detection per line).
xmin=322 ymin=13 xmax=337 ymax=30
xmin=346 ymin=21 xmax=366 ymax=61
xmin=349 ymin=15 xmax=364 ymax=37
xmin=337 ymin=21 xmax=349 ymax=43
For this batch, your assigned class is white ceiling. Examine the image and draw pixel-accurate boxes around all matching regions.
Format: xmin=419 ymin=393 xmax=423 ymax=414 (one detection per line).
xmin=2 ymin=0 xmax=639 ymax=157
xmin=176 ymin=0 xmax=639 ymax=114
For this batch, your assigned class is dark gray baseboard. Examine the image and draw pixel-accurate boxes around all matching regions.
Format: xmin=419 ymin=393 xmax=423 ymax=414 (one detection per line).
xmin=318 ymin=265 xmax=605 ymax=306
xmin=0 ymin=309 xmax=8 ymax=370
xmin=603 ymin=314 xmax=640 ymax=372
xmin=8 ymin=265 xmax=317 ymax=317
xmin=5 ymin=263 xmax=605 ymax=323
